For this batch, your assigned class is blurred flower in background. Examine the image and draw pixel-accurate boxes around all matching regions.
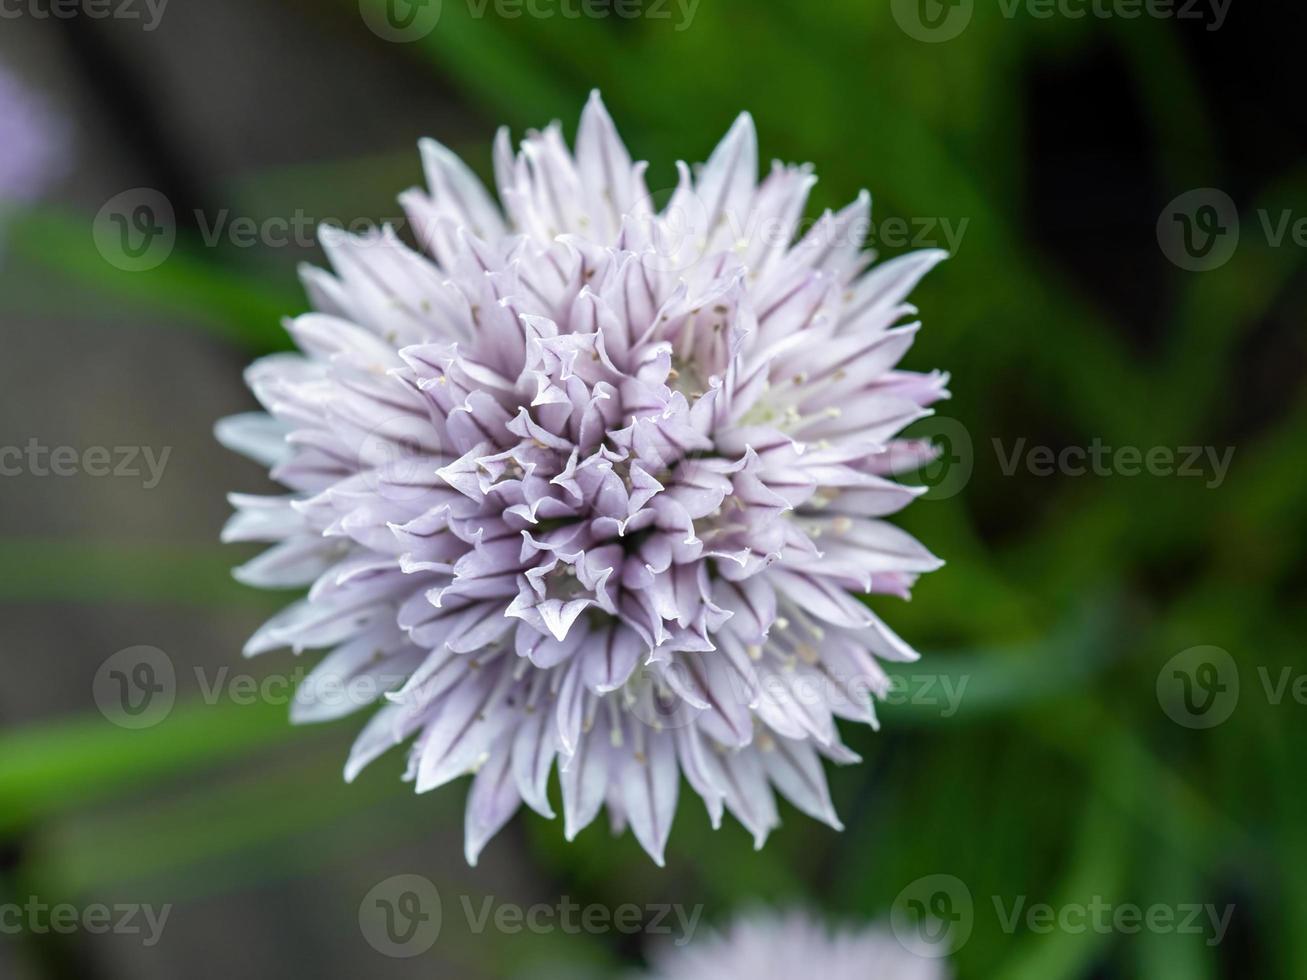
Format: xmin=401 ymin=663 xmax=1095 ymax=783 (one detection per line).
xmin=219 ymin=92 xmax=948 ymax=867
xmin=0 ymin=63 xmax=69 ymax=256
xmin=641 ymin=909 xmax=947 ymax=980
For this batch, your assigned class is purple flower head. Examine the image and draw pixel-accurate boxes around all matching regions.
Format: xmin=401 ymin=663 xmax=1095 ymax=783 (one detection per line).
xmin=218 ymin=93 xmax=949 ymax=866
xmin=642 ymin=909 xmax=948 ymax=980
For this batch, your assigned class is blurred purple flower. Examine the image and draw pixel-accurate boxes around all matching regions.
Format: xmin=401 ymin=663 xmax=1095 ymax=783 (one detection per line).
xmin=643 ymin=909 xmax=948 ymax=980
xmin=0 ymin=65 xmax=69 ymax=207
xmin=218 ymin=93 xmax=949 ymax=866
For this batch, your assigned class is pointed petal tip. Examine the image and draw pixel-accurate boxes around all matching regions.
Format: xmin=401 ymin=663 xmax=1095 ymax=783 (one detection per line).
xmin=241 ymin=633 xmax=279 ymax=658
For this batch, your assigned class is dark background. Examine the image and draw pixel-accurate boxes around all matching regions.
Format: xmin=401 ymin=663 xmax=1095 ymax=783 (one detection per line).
xmin=0 ymin=1 xmax=1304 ymax=977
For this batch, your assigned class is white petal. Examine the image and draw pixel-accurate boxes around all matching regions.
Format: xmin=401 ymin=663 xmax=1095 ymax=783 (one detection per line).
xmin=214 ymin=413 xmax=290 ymax=467
xmin=618 ymin=729 xmax=678 ymax=866
xmin=465 ymin=744 xmax=522 ymax=866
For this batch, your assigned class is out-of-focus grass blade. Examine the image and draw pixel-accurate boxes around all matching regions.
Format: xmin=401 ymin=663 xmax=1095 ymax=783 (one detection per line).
xmin=1152 ymin=170 xmax=1307 ymax=440
xmin=21 ymin=752 xmax=521 ymax=975
xmin=7 ymin=207 xmax=296 ymax=353
xmin=881 ymin=600 xmax=1118 ymax=724
xmin=1039 ymin=699 xmax=1252 ymax=861
xmin=1112 ymin=18 xmax=1216 ymax=186
xmin=0 ymin=699 xmax=310 ymax=834
xmin=0 ymin=539 xmax=276 ymax=608
xmin=1266 ymin=704 xmax=1307 ymax=977
xmin=355 ymin=0 xmax=575 ymax=125
xmin=1132 ymin=842 xmax=1219 ymax=980
xmin=990 ymin=758 xmax=1131 ymax=980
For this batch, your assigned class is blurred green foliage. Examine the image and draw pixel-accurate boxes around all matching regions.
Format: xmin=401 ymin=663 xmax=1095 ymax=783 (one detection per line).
xmin=3 ymin=1 xmax=1304 ymax=977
